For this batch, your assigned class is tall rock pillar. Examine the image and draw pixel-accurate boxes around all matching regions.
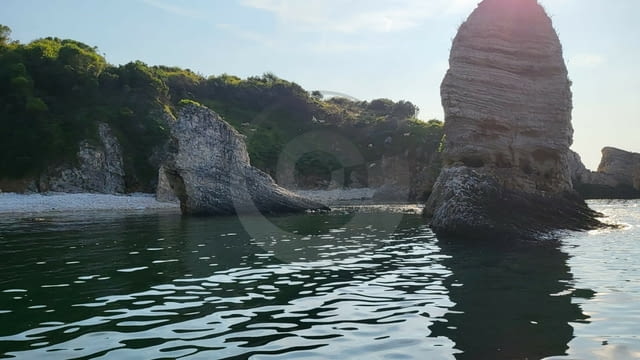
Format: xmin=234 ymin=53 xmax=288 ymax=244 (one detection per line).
xmin=424 ymin=0 xmax=602 ymax=239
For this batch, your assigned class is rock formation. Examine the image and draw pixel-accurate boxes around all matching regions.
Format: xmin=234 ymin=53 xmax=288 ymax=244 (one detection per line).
xmin=158 ymin=104 xmax=329 ymax=215
xmin=597 ymin=147 xmax=640 ymax=187
xmin=424 ymin=0 xmax=602 ymax=239
xmin=39 ymin=123 xmax=125 ymax=194
xmin=371 ymin=150 xmax=442 ymax=202
xmin=156 ymin=165 xmax=179 ymax=202
xmin=570 ymin=148 xmax=640 ymax=199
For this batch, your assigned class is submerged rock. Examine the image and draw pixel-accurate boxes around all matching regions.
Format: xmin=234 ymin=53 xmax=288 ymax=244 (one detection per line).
xmin=424 ymin=0 xmax=602 ymax=239
xmin=570 ymin=148 xmax=640 ymax=199
xmin=158 ymin=104 xmax=328 ymax=215
xmin=40 ymin=123 xmax=125 ymax=194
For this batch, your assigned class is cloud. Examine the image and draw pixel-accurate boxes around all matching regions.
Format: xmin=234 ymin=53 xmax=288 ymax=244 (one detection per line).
xmin=240 ymin=0 xmax=478 ymax=34
xmin=308 ymin=39 xmax=372 ymax=54
xmin=216 ymin=23 xmax=275 ymax=47
xmin=569 ymin=53 xmax=606 ymax=68
xmin=139 ymin=0 xmax=206 ymax=19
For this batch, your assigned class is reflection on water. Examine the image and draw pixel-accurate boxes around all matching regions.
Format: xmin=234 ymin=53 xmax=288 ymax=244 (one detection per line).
xmin=432 ymin=238 xmax=589 ymax=360
xmin=547 ymin=200 xmax=640 ymax=360
xmin=0 ymin=202 xmax=639 ymax=359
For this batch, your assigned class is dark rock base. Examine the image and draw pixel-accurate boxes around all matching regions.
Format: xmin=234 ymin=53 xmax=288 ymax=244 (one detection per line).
xmin=424 ymin=167 xmax=606 ymax=241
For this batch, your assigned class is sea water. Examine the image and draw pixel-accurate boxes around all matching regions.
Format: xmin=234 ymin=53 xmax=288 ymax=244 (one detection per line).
xmin=0 ymin=201 xmax=638 ymax=359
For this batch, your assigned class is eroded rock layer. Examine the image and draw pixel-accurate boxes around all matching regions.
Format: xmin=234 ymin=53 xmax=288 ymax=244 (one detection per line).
xmin=425 ymin=0 xmax=602 ymax=239
xmin=158 ymin=104 xmax=328 ymax=215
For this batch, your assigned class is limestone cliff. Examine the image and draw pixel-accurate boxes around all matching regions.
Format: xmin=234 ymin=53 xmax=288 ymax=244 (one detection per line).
xmin=570 ymin=148 xmax=640 ymax=199
xmin=39 ymin=123 xmax=125 ymax=194
xmin=158 ymin=104 xmax=328 ymax=215
xmin=424 ymin=0 xmax=602 ymax=239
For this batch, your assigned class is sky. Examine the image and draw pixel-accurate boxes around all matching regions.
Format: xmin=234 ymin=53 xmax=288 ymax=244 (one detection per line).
xmin=1 ymin=0 xmax=638 ymax=169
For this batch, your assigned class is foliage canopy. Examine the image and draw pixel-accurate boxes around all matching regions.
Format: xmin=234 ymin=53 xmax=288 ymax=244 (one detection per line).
xmin=0 ymin=25 xmax=443 ymax=191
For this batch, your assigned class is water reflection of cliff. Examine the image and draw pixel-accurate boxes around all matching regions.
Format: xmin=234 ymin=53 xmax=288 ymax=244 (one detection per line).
xmin=431 ymin=238 xmax=591 ymax=360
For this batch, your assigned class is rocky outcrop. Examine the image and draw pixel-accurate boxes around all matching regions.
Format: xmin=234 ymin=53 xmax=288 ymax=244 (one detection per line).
xmin=39 ymin=123 xmax=125 ymax=194
xmin=598 ymin=147 xmax=640 ymax=188
xmin=569 ymin=148 xmax=640 ymax=199
xmin=158 ymin=104 xmax=328 ymax=215
xmin=568 ymin=150 xmax=618 ymax=186
xmin=424 ymin=0 xmax=602 ymax=239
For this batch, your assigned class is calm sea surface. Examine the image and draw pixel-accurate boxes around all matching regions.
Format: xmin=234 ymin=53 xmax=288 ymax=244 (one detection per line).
xmin=0 ymin=200 xmax=638 ymax=359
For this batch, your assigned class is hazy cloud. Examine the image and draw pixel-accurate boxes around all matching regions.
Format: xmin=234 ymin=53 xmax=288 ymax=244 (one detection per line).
xmin=240 ymin=0 xmax=479 ymax=34
xmin=140 ymin=0 xmax=206 ymax=20
xmin=569 ymin=53 xmax=606 ymax=68
xmin=216 ymin=23 xmax=275 ymax=47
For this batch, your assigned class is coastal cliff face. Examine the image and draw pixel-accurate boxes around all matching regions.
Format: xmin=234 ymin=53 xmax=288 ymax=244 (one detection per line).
xmin=424 ymin=0 xmax=601 ymax=239
xmin=570 ymin=148 xmax=640 ymax=198
xmin=40 ymin=123 xmax=125 ymax=194
xmin=158 ymin=104 xmax=328 ymax=215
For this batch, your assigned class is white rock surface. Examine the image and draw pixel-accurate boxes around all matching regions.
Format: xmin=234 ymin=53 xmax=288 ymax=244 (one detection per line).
xmin=40 ymin=123 xmax=125 ymax=194
xmin=158 ymin=104 xmax=328 ymax=215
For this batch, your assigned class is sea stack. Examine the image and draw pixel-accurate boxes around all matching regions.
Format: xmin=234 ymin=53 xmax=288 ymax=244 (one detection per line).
xmin=424 ymin=0 xmax=602 ymax=239
xmin=158 ymin=103 xmax=328 ymax=215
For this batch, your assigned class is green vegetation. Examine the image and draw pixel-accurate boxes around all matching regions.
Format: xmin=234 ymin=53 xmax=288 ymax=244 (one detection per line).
xmin=0 ymin=25 xmax=444 ymax=191
xmin=0 ymin=30 xmax=169 ymax=189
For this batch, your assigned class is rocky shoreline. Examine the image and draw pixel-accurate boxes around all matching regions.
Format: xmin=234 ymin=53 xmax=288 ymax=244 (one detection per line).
xmin=0 ymin=188 xmax=391 ymax=214
xmin=0 ymin=192 xmax=179 ymax=214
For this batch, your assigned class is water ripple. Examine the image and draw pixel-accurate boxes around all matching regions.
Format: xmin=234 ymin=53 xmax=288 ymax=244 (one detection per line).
xmin=0 ymin=212 xmax=456 ymax=359
xmin=3 ymin=203 xmax=638 ymax=359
